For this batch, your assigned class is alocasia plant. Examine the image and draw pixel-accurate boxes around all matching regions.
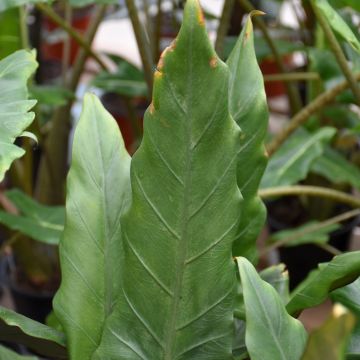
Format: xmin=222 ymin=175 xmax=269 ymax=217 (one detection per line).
xmin=1 ymin=1 xmax=360 ymax=359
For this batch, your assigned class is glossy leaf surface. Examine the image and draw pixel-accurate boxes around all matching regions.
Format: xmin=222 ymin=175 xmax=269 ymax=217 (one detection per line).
xmin=0 ymin=189 xmax=64 ymax=245
xmin=301 ymin=305 xmax=355 ymax=360
xmin=53 ymin=94 xmax=131 ymax=359
xmin=261 ymin=127 xmax=335 ymax=188
xmin=94 ymin=1 xmax=242 ymax=358
xmin=237 ymin=257 xmax=307 ymax=360
xmin=0 ymin=306 xmax=66 ymax=358
xmin=227 ymin=13 xmax=268 ymax=260
xmin=0 ymin=50 xmax=37 ymax=181
xmin=287 ymin=252 xmax=360 ymax=316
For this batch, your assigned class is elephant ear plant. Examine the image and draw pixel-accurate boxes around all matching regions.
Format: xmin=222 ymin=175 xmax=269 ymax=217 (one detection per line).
xmin=0 ymin=1 xmax=360 ymax=359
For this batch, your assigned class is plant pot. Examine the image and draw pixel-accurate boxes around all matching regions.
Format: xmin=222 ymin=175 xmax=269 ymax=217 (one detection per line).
xmin=267 ymin=197 xmax=360 ymax=289
xmin=2 ymin=259 xmax=54 ymax=324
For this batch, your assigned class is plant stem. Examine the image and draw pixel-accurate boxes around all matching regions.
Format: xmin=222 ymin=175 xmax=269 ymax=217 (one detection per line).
xmin=62 ymin=0 xmax=72 ymax=86
xmin=35 ymin=3 xmax=108 ymax=71
xmin=267 ymin=72 xmax=360 ymax=156
xmin=19 ymin=5 xmax=29 ymax=49
xmin=125 ymin=0 xmax=154 ymax=97
xmin=238 ymin=0 xmax=303 ymax=115
xmin=154 ymin=0 xmax=163 ymax=62
xmin=264 ymin=72 xmax=320 ymax=82
xmin=259 ymin=185 xmax=360 ymax=208
xmin=262 ymin=208 xmax=360 ymax=256
xmin=317 ymin=243 xmax=342 ymax=256
xmin=142 ymin=0 xmax=155 ymax=58
xmin=312 ymin=3 xmax=360 ymax=106
xmin=35 ymin=5 xmax=108 ymax=205
xmin=215 ymin=0 xmax=235 ymax=57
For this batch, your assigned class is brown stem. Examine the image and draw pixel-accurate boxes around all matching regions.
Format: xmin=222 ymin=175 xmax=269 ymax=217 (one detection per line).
xmin=267 ymin=73 xmax=360 ymax=156
xmin=215 ymin=0 xmax=235 ymax=57
xmin=312 ymin=2 xmax=360 ymax=106
xmin=125 ymin=0 xmax=154 ymax=97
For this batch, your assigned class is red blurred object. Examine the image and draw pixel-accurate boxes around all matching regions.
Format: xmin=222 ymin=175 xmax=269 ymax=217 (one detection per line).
xmin=101 ymin=93 xmax=147 ymax=154
xmin=260 ymin=54 xmax=294 ymax=98
xmin=41 ymin=6 xmax=93 ymax=65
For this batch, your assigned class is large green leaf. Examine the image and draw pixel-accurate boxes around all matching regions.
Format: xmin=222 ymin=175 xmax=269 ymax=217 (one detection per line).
xmin=0 ymin=0 xmax=49 ymax=11
xmin=287 ymin=252 xmax=360 ymax=316
xmin=94 ymin=1 xmax=242 ymax=358
xmin=0 ymin=50 xmax=37 ymax=181
xmin=261 ymin=127 xmax=335 ymax=188
xmin=301 ymin=305 xmax=355 ymax=360
xmin=311 ymin=147 xmax=360 ymax=189
xmin=0 ymin=344 xmax=38 ymax=360
xmin=53 ymin=94 xmax=131 ymax=359
xmin=0 ymin=305 xmax=66 ymax=358
xmin=226 ymin=13 xmax=268 ymax=260
xmin=237 ymin=257 xmax=307 ymax=360
xmin=312 ymin=0 xmax=360 ymax=53
xmin=0 ymin=189 xmax=64 ymax=245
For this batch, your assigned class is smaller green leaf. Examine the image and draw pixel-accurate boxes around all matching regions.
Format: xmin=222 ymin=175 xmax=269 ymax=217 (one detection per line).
xmin=269 ymin=221 xmax=340 ymax=247
xmin=0 ymin=189 xmax=64 ymax=245
xmin=237 ymin=257 xmax=307 ymax=360
xmin=301 ymin=304 xmax=355 ymax=360
xmin=0 ymin=344 xmax=38 ymax=360
xmin=331 ymin=277 xmax=360 ymax=316
xmin=0 ymin=305 xmax=66 ymax=358
xmin=92 ymin=56 xmax=147 ymax=98
xmin=261 ymin=127 xmax=336 ymax=188
xmin=312 ymin=0 xmax=360 ymax=53
xmin=311 ymin=147 xmax=360 ymax=190
xmin=287 ymin=251 xmax=360 ymax=316
xmin=30 ymin=85 xmax=74 ymax=107
xmin=260 ymin=264 xmax=290 ymax=303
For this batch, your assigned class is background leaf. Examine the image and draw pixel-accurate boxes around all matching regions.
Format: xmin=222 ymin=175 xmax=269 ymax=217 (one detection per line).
xmin=312 ymin=0 xmax=360 ymax=53
xmin=311 ymin=147 xmax=360 ymax=189
xmin=0 ymin=50 xmax=37 ymax=181
xmin=0 ymin=189 xmax=64 ymax=245
xmin=0 ymin=344 xmax=38 ymax=360
xmin=94 ymin=1 xmax=242 ymax=358
xmin=227 ymin=13 xmax=268 ymax=261
xmin=0 ymin=305 xmax=66 ymax=358
xmin=237 ymin=257 xmax=307 ymax=360
xmin=287 ymin=252 xmax=360 ymax=316
xmin=261 ymin=127 xmax=336 ymax=189
xmin=53 ymin=94 xmax=131 ymax=359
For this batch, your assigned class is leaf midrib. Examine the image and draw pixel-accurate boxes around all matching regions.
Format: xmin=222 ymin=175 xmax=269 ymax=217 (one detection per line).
xmin=163 ymin=22 xmax=194 ymax=360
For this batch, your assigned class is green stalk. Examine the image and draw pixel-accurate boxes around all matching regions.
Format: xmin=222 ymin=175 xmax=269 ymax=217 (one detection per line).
xmin=264 ymin=72 xmax=320 ymax=82
xmin=215 ymin=0 xmax=235 ymax=57
xmin=18 ymin=5 xmax=29 ymax=49
xmin=259 ymin=185 xmax=360 ymax=208
xmin=267 ymin=72 xmax=360 ymax=156
xmin=238 ymin=0 xmax=303 ymax=115
xmin=312 ymin=2 xmax=360 ymax=106
xmin=62 ymin=0 xmax=72 ymax=86
xmin=262 ymin=208 xmax=360 ymax=255
xmin=154 ymin=0 xmax=163 ymax=62
xmin=125 ymin=0 xmax=154 ymax=97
